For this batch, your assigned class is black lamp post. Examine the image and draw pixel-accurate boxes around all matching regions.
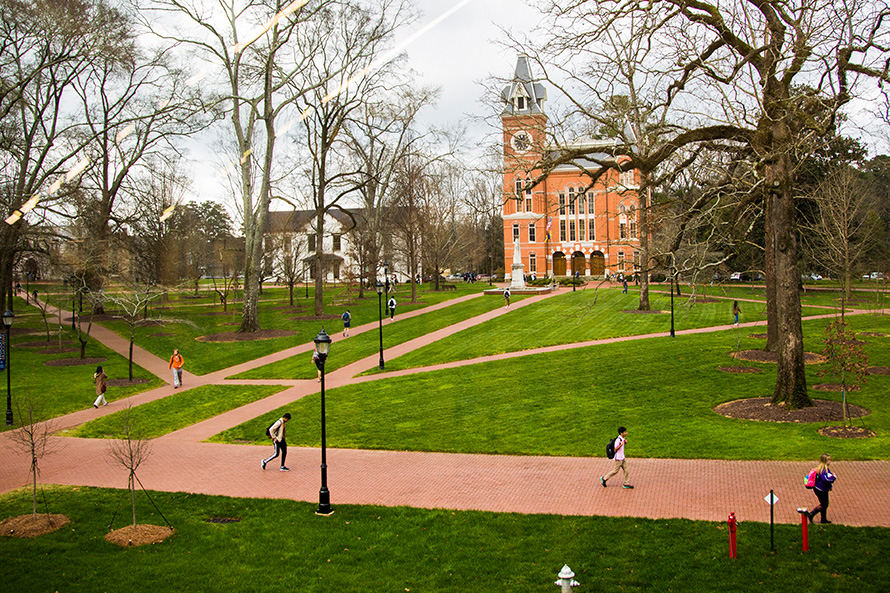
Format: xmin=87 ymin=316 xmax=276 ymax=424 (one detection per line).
xmin=4 ymin=310 xmax=14 ymax=426
xmin=71 ymin=282 xmax=76 ymax=330
xmin=313 ymin=328 xmax=333 ymax=515
xmin=670 ymin=265 xmax=676 ymax=338
xmin=384 ymin=263 xmax=389 ymax=293
xmin=375 ymin=281 xmax=385 ymax=370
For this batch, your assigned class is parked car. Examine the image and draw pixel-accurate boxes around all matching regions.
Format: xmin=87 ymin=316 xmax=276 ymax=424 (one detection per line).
xmin=863 ymin=272 xmax=884 ymax=280
xmin=730 ymin=272 xmax=743 ymax=281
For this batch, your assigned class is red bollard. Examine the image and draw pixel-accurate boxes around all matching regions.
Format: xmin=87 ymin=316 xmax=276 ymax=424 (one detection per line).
xmin=799 ymin=508 xmax=809 ymax=551
xmin=727 ymin=512 xmax=738 ymax=558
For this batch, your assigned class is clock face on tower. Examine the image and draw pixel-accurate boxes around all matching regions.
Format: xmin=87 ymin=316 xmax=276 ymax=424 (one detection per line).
xmin=511 ymin=130 xmax=532 ymax=153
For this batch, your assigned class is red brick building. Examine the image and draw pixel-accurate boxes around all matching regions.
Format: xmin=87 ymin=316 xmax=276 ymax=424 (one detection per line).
xmin=501 ymin=56 xmax=640 ymax=279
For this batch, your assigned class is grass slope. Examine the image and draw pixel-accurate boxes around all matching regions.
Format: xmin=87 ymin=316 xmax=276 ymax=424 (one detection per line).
xmin=0 ymin=486 xmax=887 ymax=593
xmin=212 ymin=315 xmax=890 ymax=460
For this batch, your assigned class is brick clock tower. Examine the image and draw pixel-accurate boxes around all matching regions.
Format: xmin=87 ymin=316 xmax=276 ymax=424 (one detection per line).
xmin=501 ymin=56 xmax=640 ymax=280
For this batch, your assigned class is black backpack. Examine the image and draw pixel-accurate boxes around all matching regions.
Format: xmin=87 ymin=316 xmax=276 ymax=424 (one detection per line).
xmin=606 ymin=437 xmax=617 ymax=459
xmin=265 ymin=422 xmax=275 ymax=438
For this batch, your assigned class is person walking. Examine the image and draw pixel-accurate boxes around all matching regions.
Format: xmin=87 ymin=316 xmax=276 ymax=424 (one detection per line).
xmin=387 ymin=296 xmax=397 ymax=320
xmin=92 ymin=365 xmax=108 ymax=408
xmin=503 ymin=287 xmax=511 ymax=308
xmin=622 ymin=278 xmax=628 ymax=294
xmin=601 ymin=426 xmax=634 ymax=489
xmin=799 ymin=454 xmax=837 ymax=524
xmin=168 ymin=348 xmax=184 ymax=388
xmin=341 ymin=309 xmax=351 ymax=337
xmin=261 ymin=413 xmax=291 ymax=471
xmin=312 ymin=347 xmax=322 ymax=381
xmin=732 ymin=301 xmax=741 ymax=326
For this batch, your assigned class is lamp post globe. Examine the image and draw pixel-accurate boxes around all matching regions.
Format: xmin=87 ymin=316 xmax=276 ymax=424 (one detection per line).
xmin=3 ymin=309 xmax=14 ymax=426
xmin=313 ymin=328 xmax=333 ymax=515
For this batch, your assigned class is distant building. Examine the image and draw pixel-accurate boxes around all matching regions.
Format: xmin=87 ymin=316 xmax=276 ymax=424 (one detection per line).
xmin=265 ymin=209 xmax=414 ymax=283
xmin=501 ymin=55 xmax=641 ymax=279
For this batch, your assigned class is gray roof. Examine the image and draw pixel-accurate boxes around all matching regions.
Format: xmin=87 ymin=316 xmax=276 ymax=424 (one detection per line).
xmin=501 ymin=55 xmax=547 ymax=116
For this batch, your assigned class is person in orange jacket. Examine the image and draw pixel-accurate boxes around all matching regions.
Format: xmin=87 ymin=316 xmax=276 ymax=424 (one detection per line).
xmin=169 ymin=348 xmax=184 ymax=388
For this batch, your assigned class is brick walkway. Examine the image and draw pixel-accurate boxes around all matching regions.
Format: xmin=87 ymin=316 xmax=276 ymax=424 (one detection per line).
xmin=2 ymin=288 xmax=888 ymax=528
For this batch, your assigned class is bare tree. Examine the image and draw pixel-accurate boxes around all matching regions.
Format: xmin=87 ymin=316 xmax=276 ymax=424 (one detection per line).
xmin=802 ymin=167 xmax=882 ymax=300
xmin=107 ymin=403 xmax=152 ymax=528
xmin=512 ymin=0 xmax=890 ymax=408
xmin=0 ymin=0 xmax=136 ymax=311
xmin=292 ymin=0 xmax=414 ymax=316
xmin=140 ymin=0 xmax=335 ymax=332
xmin=8 ymin=396 xmax=58 ymax=517
xmin=102 ymin=284 xmax=164 ymax=380
xmin=344 ymin=85 xmax=439 ymax=297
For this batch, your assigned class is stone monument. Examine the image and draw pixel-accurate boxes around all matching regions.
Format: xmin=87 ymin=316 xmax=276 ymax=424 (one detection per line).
xmin=510 ymin=238 xmax=526 ymax=290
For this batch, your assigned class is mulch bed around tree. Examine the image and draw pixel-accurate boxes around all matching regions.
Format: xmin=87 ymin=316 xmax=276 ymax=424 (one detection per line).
xmin=868 ymin=366 xmax=890 ymax=375
xmin=9 ymin=327 xmax=40 ymax=336
xmin=288 ymin=315 xmax=342 ymax=321
xmin=812 ymin=383 xmax=861 ymax=391
xmin=37 ymin=347 xmax=78 ymax=354
xmin=148 ymin=332 xmax=175 ymax=338
xmin=715 ymin=397 xmax=870 ymax=423
xmin=859 ymin=332 xmax=887 ymax=337
xmin=106 ymin=378 xmax=150 ymax=387
xmin=730 ymin=350 xmax=827 ymax=364
xmin=718 ymin=366 xmax=763 ymax=373
xmin=44 ymin=357 xmax=107 ymax=367
xmin=620 ymin=309 xmax=669 ymax=314
xmin=14 ymin=340 xmax=76 ymax=349
xmin=748 ymin=333 xmax=768 ymax=339
xmin=104 ymin=524 xmax=175 ymax=547
xmin=195 ymin=329 xmax=298 ymax=343
xmin=818 ymin=426 xmax=876 ymax=438
xmin=1 ymin=514 xmax=70 ymax=537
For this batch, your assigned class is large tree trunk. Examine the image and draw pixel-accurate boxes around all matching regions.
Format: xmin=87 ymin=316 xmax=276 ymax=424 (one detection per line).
xmin=768 ymin=152 xmax=810 ymax=409
xmin=765 ymin=190 xmax=779 ymax=352
xmin=314 ymin=210 xmax=325 ymax=317
xmin=637 ymin=185 xmax=651 ymax=311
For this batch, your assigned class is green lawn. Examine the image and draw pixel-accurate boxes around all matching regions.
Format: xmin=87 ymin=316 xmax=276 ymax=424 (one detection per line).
xmin=1 ymin=300 xmax=163 ymax=434
xmin=0 ymin=486 xmax=887 ymax=593
xmin=93 ymin=283 xmax=488 ymax=375
xmin=211 ymin=313 xmax=890 ymax=461
xmin=372 ymin=288 xmax=827 ymax=374
xmin=64 ymin=385 xmax=286 ymax=439
xmin=230 ymin=292 xmax=523 ymax=379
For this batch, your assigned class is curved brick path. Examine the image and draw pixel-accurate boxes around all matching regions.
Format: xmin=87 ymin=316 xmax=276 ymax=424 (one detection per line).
xmin=1 ymin=287 xmax=888 ymax=527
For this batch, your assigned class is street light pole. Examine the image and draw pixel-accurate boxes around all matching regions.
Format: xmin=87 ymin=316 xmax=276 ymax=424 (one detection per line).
xmin=313 ymin=328 xmax=333 ymax=515
xmin=670 ymin=266 xmax=676 ymax=338
xmin=71 ymin=283 xmax=76 ymax=330
xmin=3 ymin=310 xmax=14 ymax=426
xmin=376 ymin=282 xmax=385 ymax=370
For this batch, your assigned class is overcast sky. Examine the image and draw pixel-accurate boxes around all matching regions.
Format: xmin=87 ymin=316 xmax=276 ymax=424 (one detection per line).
xmin=399 ymin=0 xmax=540 ymax=135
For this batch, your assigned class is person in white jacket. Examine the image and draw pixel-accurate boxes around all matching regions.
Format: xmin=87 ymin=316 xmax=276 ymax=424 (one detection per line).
xmin=262 ymin=413 xmax=291 ymax=471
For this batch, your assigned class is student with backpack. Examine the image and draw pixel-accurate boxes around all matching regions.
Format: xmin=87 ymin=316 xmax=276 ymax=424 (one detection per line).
xmin=341 ymin=309 xmax=351 ymax=337
xmin=387 ymin=296 xmax=397 ymax=320
xmin=601 ymin=426 xmax=634 ymax=489
xmin=261 ymin=413 xmax=291 ymax=472
xmin=503 ymin=288 xmax=511 ymax=308
xmin=798 ymin=453 xmax=837 ymax=523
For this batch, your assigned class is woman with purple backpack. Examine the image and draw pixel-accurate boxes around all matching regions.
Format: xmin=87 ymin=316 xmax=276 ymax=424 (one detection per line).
xmin=799 ymin=454 xmax=837 ymax=524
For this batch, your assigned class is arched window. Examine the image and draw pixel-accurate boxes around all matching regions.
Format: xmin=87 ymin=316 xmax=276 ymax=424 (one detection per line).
xmin=578 ymin=194 xmax=586 ymax=214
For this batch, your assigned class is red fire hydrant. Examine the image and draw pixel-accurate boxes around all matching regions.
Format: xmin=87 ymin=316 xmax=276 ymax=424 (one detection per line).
xmin=727 ymin=512 xmax=738 ymax=558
